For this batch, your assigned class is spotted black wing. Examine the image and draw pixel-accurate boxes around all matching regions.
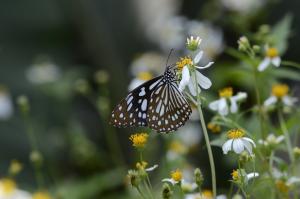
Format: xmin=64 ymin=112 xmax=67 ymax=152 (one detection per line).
xmin=147 ymin=82 xmax=192 ymax=133
xmin=110 ymin=76 xmax=163 ymax=127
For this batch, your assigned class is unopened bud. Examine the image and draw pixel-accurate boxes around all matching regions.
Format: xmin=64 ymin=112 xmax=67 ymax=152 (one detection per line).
xmin=17 ymin=95 xmax=30 ymax=113
xmin=127 ymin=170 xmax=141 ymax=187
xmin=30 ymin=150 xmax=43 ymax=167
xmin=194 ymin=168 xmax=204 ymax=187
xmin=162 ymin=183 xmax=172 ymax=199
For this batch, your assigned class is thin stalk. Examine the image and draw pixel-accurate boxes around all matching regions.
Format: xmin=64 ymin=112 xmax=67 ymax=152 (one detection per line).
xmin=191 ymin=69 xmax=216 ymax=197
xmin=277 ymin=109 xmax=294 ymax=164
xmin=197 ymin=105 xmax=217 ymax=198
xmin=136 ymin=186 xmax=147 ymax=199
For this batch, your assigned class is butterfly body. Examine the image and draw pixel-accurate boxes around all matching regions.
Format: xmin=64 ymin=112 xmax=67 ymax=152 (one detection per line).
xmin=110 ymin=66 xmax=192 ymax=133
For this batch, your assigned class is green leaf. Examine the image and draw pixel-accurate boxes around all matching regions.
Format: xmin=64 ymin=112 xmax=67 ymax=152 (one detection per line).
xmin=270 ymin=68 xmax=300 ymax=81
xmin=271 ymin=14 xmax=292 ymax=54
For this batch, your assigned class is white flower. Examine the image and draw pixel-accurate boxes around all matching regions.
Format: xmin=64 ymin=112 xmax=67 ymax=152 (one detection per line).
xmin=128 ymin=71 xmax=154 ymax=91
xmin=178 ymin=51 xmax=213 ymax=96
xmin=222 ymin=129 xmax=256 ymax=155
xmin=0 ymin=179 xmax=31 ymax=199
xmin=263 ymin=84 xmax=297 ymax=108
xmin=185 ymin=192 xmax=227 ymax=199
xmin=220 ymin=0 xmax=264 ymax=14
xmin=258 ymin=134 xmax=284 ymax=147
xmin=186 ymin=36 xmax=202 ymax=51
xmin=258 ymin=46 xmax=281 ymax=71
xmin=187 ymin=21 xmax=224 ymax=62
xmin=26 ymin=58 xmax=61 ymax=84
xmin=209 ymin=88 xmax=247 ymax=116
xmin=0 ymin=87 xmax=14 ymax=120
xmin=177 ymin=123 xmax=202 ymax=147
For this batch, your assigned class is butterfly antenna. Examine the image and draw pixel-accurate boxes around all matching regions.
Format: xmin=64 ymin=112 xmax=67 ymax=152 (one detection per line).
xmin=166 ymin=49 xmax=174 ymax=67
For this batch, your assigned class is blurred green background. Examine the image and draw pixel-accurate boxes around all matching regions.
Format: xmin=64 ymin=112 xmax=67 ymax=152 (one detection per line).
xmin=0 ymin=0 xmax=300 ymax=198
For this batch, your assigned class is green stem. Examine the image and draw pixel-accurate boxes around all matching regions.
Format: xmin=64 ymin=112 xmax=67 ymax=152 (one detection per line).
xmin=197 ymin=105 xmax=217 ymax=198
xmin=253 ymin=69 xmax=266 ymax=139
xmin=277 ymin=109 xmax=294 ymax=164
xmin=136 ymin=186 xmax=147 ymax=199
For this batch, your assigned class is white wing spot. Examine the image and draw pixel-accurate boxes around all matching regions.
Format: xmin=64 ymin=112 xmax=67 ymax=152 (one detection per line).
xmin=120 ymin=113 xmax=123 ymax=118
xmin=141 ymin=99 xmax=147 ymax=111
xmin=139 ymin=87 xmax=146 ymax=96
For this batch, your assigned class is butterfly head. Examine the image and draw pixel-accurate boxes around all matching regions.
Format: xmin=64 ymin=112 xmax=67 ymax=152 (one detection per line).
xmin=163 ymin=65 xmax=176 ymax=83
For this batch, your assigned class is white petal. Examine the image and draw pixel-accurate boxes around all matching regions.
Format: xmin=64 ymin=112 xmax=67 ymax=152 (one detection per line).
xmin=194 ymin=51 xmax=203 ymax=64
xmin=264 ymin=96 xmax=277 ymax=107
xmin=209 ymin=99 xmax=221 ymax=111
xmin=222 ymin=139 xmax=233 ymax=154
xmin=230 ymin=98 xmax=238 ymax=113
xmin=231 ymin=92 xmax=247 ymax=101
xmin=188 ymin=78 xmax=197 ymax=96
xmin=271 ymin=57 xmax=281 ymax=67
xmin=233 ymin=139 xmax=244 ymax=154
xmin=216 ymin=195 xmax=228 ymax=199
xmin=179 ymin=66 xmax=190 ymax=92
xmin=195 ymin=70 xmax=212 ymax=89
xmin=287 ymin=177 xmax=300 ymax=185
xmin=242 ymin=137 xmax=256 ymax=147
xmin=247 ymin=172 xmax=259 ymax=180
xmin=195 ymin=62 xmax=214 ymax=69
xmin=258 ymin=58 xmax=271 ymax=71
xmin=276 ymin=135 xmax=285 ymax=143
xmin=146 ymin=164 xmax=158 ymax=172
xmin=242 ymin=139 xmax=253 ymax=154
xmin=218 ymin=98 xmax=228 ymax=116
xmin=162 ymin=178 xmax=177 ymax=185
xmin=282 ymin=96 xmax=297 ymax=106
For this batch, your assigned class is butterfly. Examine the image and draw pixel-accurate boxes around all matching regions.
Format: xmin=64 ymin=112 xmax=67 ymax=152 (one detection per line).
xmin=110 ymin=65 xmax=192 ymax=133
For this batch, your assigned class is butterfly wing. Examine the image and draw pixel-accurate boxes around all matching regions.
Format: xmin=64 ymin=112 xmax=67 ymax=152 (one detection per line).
xmin=147 ymin=82 xmax=192 ymax=133
xmin=110 ymin=76 xmax=163 ymax=127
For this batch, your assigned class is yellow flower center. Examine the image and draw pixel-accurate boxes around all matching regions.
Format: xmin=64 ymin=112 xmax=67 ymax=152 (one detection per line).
xmin=171 ymin=169 xmax=182 ymax=182
xmin=276 ymin=180 xmax=289 ymax=193
xmin=201 ymin=190 xmax=213 ymax=199
xmin=231 ymin=170 xmax=239 ymax=181
xmin=176 ymin=57 xmax=193 ymax=71
xmin=169 ymin=140 xmax=187 ymax=154
xmin=272 ymin=84 xmax=289 ymax=98
xmin=129 ymin=133 xmax=148 ymax=148
xmin=227 ymin=129 xmax=244 ymax=139
xmin=0 ymin=178 xmax=17 ymax=195
xmin=266 ymin=47 xmax=279 ymax=58
xmin=136 ymin=161 xmax=148 ymax=170
xmin=207 ymin=123 xmax=221 ymax=133
xmin=32 ymin=191 xmax=52 ymax=199
xmin=137 ymin=72 xmax=153 ymax=81
xmin=219 ymin=87 xmax=233 ymax=98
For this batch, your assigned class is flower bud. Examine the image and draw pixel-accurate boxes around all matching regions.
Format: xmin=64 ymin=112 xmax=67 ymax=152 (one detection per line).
xmin=162 ymin=183 xmax=173 ymax=199
xmin=194 ymin=168 xmax=204 ymax=187
xmin=30 ymin=150 xmax=43 ymax=167
xmin=238 ymin=36 xmax=250 ymax=52
xmin=74 ymin=79 xmax=90 ymax=95
xmin=252 ymin=45 xmax=261 ymax=53
xmin=127 ymin=170 xmax=141 ymax=187
xmin=17 ymin=95 xmax=30 ymax=114
xmin=294 ymin=147 xmax=300 ymax=159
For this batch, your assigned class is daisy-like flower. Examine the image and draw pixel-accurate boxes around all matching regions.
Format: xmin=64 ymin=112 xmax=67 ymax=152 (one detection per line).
xmin=128 ymin=71 xmax=154 ymax=91
xmin=0 ymin=178 xmax=31 ymax=199
xmin=32 ymin=191 xmax=52 ymax=199
xmin=231 ymin=169 xmax=259 ymax=184
xmin=264 ymin=84 xmax=297 ymax=108
xmin=222 ymin=129 xmax=256 ymax=155
xmin=209 ymin=87 xmax=247 ymax=116
xmin=258 ymin=46 xmax=281 ymax=71
xmin=275 ymin=177 xmax=300 ymax=195
xmin=177 ymin=50 xmax=214 ymax=96
xmin=185 ymin=190 xmax=227 ymax=199
xmin=166 ymin=140 xmax=188 ymax=161
xmin=129 ymin=133 xmax=149 ymax=149
xmin=26 ymin=56 xmax=61 ymax=84
xmin=220 ymin=0 xmax=264 ymax=14
xmin=207 ymin=122 xmax=221 ymax=133
xmin=162 ymin=169 xmax=183 ymax=185
xmin=135 ymin=161 xmax=158 ymax=172
xmin=258 ymin=133 xmax=284 ymax=147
